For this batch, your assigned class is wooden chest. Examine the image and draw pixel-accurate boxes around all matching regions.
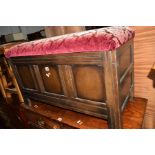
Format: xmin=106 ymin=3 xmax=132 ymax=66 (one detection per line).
xmin=6 ymin=27 xmax=135 ymax=128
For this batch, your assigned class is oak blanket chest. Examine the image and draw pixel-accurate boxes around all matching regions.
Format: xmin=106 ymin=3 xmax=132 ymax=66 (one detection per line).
xmin=5 ymin=27 xmax=135 ymax=128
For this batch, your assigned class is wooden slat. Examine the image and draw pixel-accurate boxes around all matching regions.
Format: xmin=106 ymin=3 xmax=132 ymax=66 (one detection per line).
xmin=5 ymin=88 xmax=17 ymax=94
xmin=11 ymin=52 xmax=103 ymax=65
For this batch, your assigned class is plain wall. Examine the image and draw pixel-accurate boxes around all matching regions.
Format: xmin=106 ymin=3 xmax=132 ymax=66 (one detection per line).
xmin=0 ymin=26 xmax=44 ymax=36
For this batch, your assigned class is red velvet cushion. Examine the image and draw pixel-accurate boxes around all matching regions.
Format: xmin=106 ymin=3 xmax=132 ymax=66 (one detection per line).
xmin=5 ymin=26 xmax=135 ymax=58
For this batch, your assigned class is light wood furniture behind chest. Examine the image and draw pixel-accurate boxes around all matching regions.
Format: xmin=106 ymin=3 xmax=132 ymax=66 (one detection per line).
xmin=0 ymin=42 xmax=24 ymax=103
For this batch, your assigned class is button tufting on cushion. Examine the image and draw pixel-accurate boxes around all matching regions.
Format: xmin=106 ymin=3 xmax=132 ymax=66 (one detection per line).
xmin=5 ymin=26 xmax=135 ymax=58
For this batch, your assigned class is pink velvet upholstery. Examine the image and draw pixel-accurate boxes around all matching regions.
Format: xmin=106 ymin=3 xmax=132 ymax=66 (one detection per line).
xmin=5 ymin=26 xmax=135 ymax=58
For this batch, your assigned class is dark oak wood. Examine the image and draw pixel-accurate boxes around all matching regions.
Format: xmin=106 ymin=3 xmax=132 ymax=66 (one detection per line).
xmin=148 ymin=64 xmax=155 ymax=88
xmin=8 ymin=39 xmax=134 ymax=128
xmin=21 ymin=108 xmax=74 ymax=129
xmin=19 ymin=97 xmax=147 ymax=129
xmin=39 ymin=65 xmax=62 ymax=94
xmin=73 ymin=65 xmax=106 ymax=102
xmin=103 ymin=51 xmax=122 ymax=128
xmin=0 ymin=93 xmax=24 ymax=129
xmin=17 ymin=65 xmax=36 ymax=89
xmin=0 ymin=91 xmax=147 ymax=129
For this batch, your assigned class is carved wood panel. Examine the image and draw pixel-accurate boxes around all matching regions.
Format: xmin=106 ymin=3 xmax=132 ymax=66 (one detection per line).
xmin=73 ymin=65 xmax=106 ymax=102
xmin=17 ymin=65 xmax=35 ymax=90
xmin=117 ymin=44 xmax=132 ymax=77
xmin=39 ymin=65 xmax=63 ymax=95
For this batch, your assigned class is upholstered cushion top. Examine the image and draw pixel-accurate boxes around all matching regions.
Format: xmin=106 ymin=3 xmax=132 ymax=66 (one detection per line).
xmin=5 ymin=26 xmax=135 ymax=58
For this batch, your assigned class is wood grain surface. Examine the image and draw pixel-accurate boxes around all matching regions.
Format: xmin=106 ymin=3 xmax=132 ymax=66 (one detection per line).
xmin=131 ymin=26 xmax=155 ymax=106
xmin=20 ymin=97 xmax=147 ymax=129
xmin=130 ymin=26 xmax=155 ymax=128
